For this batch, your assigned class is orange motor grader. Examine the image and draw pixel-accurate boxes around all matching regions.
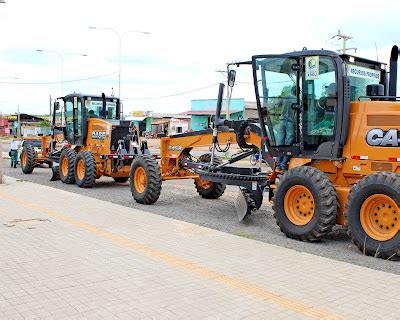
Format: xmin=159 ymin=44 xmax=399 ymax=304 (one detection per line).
xmin=20 ymin=136 xmax=54 ymax=171
xmin=130 ymin=46 xmax=400 ymax=259
xmin=21 ymin=93 xmax=149 ymax=187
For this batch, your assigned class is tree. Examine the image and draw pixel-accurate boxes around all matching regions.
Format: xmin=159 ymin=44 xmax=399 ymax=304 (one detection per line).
xmin=38 ymin=120 xmax=50 ymax=127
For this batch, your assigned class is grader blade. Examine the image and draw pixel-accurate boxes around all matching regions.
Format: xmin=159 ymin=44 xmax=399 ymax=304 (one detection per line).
xmin=50 ymin=166 xmax=60 ymax=181
xmin=234 ymin=187 xmax=256 ymax=221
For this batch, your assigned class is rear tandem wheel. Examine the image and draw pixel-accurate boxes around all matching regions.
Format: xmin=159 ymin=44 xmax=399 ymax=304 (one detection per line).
xmin=346 ymin=172 xmax=400 ymax=259
xmin=130 ymin=156 xmax=162 ymax=204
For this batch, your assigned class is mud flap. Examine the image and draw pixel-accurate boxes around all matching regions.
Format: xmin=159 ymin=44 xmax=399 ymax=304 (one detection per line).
xmin=234 ymin=187 xmax=257 ymax=222
xmin=50 ymin=165 xmax=60 ymax=181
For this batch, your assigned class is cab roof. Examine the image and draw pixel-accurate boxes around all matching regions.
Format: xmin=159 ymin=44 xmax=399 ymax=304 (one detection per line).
xmin=59 ymin=93 xmax=119 ymax=100
xmin=229 ymin=49 xmax=385 ymax=69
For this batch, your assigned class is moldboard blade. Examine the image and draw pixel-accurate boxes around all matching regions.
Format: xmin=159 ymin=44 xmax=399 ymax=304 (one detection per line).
xmin=235 ymin=188 xmax=250 ymax=222
xmin=50 ymin=166 xmax=60 ymax=181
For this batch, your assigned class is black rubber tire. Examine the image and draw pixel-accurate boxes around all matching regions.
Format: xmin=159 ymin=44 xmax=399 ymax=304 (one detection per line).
xmin=59 ymin=148 xmax=77 ymax=184
xmin=47 ymin=161 xmax=53 ymax=168
xmin=130 ymin=156 xmax=162 ymax=204
xmin=74 ymin=151 xmax=97 ymax=188
xmin=194 ymin=154 xmax=226 ymax=199
xmin=273 ymin=166 xmax=338 ymax=241
xmin=21 ymin=145 xmax=35 ymax=174
xmin=346 ymin=172 xmax=400 ymax=259
xmin=113 ymin=177 xmax=129 ymax=183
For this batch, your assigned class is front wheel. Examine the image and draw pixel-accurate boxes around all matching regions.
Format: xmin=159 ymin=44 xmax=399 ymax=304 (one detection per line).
xmin=59 ymin=148 xmax=77 ymax=184
xmin=346 ymin=172 xmax=400 ymax=259
xmin=21 ymin=145 xmax=35 ymax=174
xmin=130 ymin=156 xmax=162 ymax=204
xmin=273 ymin=166 xmax=338 ymax=241
xmin=194 ymin=153 xmax=226 ymax=199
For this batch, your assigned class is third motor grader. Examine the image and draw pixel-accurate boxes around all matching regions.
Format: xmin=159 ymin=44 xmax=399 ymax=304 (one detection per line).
xmin=21 ymin=93 xmax=149 ymax=187
xmin=129 ymin=46 xmax=400 ymax=259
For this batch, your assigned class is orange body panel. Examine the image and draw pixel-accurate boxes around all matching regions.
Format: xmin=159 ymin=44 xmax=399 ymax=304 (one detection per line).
xmin=288 ymin=100 xmax=400 ymax=225
xmin=81 ymin=118 xmax=131 ymax=178
xmin=160 ymin=130 xmax=237 ymax=180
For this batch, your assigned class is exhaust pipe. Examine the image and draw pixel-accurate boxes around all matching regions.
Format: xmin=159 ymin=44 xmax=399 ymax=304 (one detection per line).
xmin=389 ymin=45 xmax=398 ymax=96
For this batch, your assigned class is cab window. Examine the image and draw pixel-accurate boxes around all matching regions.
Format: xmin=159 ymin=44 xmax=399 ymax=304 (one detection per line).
xmin=85 ymin=99 xmax=117 ymax=119
xmin=302 ymin=57 xmax=337 ymax=151
xmin=65 ymin=99 xmax=74 ymax=142
xmin=346 ymin=64 xmax=382 ymax=101
xmin=75 ymin=98 xmax=82 ymax=138
xmin=255 ymin=57 xmax=299 ymax=147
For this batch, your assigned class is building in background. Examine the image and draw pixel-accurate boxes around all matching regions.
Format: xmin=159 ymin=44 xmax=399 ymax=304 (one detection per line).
xmin=151 ymin=113 xmax=191 ymax=136
xmin=0 ymin=118 xmax=10 ymax=135
xmin=124 ymin=111 xmax=153 ymax=135
xmin=5 ymin=114 xmax=49 ymax=136
xmin=184 ymin=98 xmax=245 ymax=131
xmin=125 ymin=111 xmax=191 ymax=137
xmin=123 ymin=99 xmax=257 ymax=137
xmin=244 ymin=101 xmax=259 ymax=119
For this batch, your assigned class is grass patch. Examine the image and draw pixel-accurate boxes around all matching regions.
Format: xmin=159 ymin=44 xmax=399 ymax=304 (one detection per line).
xmin=16 ymin=179 xmax=28 ymax=183
xmin=233 ymin=230 xmax=257 ymax=240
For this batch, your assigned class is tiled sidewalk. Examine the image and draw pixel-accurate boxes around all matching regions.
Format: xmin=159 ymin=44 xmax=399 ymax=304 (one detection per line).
xmin=0 ymin=176 xmax=398 ymax=319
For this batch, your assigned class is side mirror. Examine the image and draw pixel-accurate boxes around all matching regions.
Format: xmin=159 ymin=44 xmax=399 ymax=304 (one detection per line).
xmin=228 ymin=70 xmax=236 ymax=87
xmin=54 ymin=101 xmax=60 ymax=111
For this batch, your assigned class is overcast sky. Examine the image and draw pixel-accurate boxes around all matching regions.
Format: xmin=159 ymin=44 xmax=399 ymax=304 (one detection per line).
xmin=0 ymin=0 xmax=399 ymax=115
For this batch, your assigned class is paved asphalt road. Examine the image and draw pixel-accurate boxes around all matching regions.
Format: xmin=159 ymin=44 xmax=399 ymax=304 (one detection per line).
xmin=2 ymin=159 xmax=399 ymax=275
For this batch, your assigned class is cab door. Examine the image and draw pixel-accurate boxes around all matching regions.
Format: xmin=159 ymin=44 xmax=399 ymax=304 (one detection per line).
xmin=300 ymin=56 xmax=344 ymax=158
xmin=253 ymin=56 xmax=301 ymax=158
xmin=73 ymin=96 xmax=83 ymax=145
xmin=64 ymin=96 xmax=83 ymax=145
xmin=64 ymin=97 xmax=75 ymax=143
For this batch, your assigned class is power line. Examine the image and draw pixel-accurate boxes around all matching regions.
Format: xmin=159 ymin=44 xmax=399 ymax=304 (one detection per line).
xmin=123 ymin=83 xmax=220 ymax=100
xmin=0 ymin=71 xmax=119 ymax=85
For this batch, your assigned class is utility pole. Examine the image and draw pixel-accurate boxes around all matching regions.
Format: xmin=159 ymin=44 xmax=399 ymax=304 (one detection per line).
xmin=17 ymin=105 xmax=21 ymax=138
xmin=49 ymin=94 xmax=52 ymax=118
xmin=333 ymin=30 xmax=357 ymax=54
xmin=215 ymin=69 xmax=231 ymax=120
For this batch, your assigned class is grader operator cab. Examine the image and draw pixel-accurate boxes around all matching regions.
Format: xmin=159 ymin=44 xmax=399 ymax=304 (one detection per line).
xmin=130 ymin=46 xmax=399 ymax=259
xmin=21 ymin=93 xmax=149 ymax=187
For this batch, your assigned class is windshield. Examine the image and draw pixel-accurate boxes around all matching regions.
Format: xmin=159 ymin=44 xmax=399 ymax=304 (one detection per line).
xmin=346 ymin=64 xmax=381 ymax=100
xmin=23 ymin=140 xmax=41 ymax=148
xmin=85 ymin=99 xmax=118 ymax=119
xmin=255 ymin=57 xmax=298 ymax=146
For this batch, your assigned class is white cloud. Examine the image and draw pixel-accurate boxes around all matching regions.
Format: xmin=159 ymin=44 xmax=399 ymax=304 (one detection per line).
xmin=0 ymin=0 xmax=399 ymax=115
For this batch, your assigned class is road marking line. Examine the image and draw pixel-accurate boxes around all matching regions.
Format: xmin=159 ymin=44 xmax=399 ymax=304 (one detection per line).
xmin=0 ymin=190 xmax=341 ymax=319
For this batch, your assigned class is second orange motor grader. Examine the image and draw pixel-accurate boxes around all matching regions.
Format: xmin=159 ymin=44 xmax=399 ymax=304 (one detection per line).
xmin=130 ymin=46 xmax=400 ymax=259
xmin=21 ymin=93 xmax=149 ymax=187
